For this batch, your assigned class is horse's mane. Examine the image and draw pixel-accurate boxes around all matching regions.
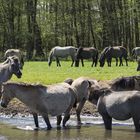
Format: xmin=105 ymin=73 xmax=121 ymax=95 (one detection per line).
xmin=3 ymin=82 xmax=46 ymax=88
xmin=110 ymin=76 xmax=135 ymax=90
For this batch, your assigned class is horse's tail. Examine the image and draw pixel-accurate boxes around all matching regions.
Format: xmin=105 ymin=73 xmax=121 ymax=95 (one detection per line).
xmin=48 ymin=48 xmax=54 ymax=66
xmin=131 ymin=48 xmax=135 ymax=57
xmin=76 ymin=47 xmax=83 ymax=59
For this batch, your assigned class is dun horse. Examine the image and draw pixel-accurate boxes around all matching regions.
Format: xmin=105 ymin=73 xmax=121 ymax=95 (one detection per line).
xmin=0 ymin=56 xmax=22 ymax=98
xmin=0 ymin=78 xmax=91 ymax=129
xmin=132 ymin=47 xmax=140 ymax=61
xmin=5 ymin=49 xmax=24 ymax=69
xmin=88 ymin=88 xmax=140 ymax=132
xmin=75 ymin=47 xmax=98 ymax=67
xmin=48 ymin=46 xmax=77 ymax=67
xmin=65 ymin=77 xmax=99 ymax=124
xmin=99 ymin=46 xmax=128 ymax=67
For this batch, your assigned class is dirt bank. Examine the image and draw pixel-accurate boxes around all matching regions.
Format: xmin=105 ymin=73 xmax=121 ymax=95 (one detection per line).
xmin=0 ymin=80 xmax=110 ymax=116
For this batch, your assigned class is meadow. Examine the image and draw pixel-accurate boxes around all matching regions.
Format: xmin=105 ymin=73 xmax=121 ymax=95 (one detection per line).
xmin=11 ymin=60 xmax=140 ymax=85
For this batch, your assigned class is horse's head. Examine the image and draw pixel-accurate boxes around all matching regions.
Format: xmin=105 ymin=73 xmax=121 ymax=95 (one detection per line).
xmin=88 ymin=87 xmax=111 ymax=105
xmin=0 ymin=84 xmax=14 ymax=108
xmin=8 ymin=56 xmax=22 ymax=78
xmin=99 ymin=53 xmax=105 ymax=67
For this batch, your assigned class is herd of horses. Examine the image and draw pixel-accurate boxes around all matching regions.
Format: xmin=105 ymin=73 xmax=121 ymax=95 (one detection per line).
xmin=0 ymin=48 xmax=140 ymax=132
xmin=48 ymin=46 xmax=140 ymax=68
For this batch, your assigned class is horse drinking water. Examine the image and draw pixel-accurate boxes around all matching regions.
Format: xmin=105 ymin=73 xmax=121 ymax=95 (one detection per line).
xmin=48 ymin=46 xmax=77 ymax=67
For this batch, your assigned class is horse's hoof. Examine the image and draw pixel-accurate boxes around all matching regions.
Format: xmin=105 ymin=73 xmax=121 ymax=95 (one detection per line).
xmin=34 ymin=127 xmax=39 ymax=131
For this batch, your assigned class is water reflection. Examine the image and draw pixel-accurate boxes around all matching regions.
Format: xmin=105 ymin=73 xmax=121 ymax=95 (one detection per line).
xmin=0 ymin=115 xmax=140 ymax=140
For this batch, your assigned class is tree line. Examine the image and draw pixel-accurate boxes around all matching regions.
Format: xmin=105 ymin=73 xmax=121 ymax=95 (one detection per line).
xmin=0 ymin=0 xmax=139 ymax=60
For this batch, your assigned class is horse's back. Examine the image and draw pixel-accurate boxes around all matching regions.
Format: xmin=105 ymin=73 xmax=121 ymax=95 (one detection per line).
xmin=104 ymin=91 xmax=140 ymax=120
xmin=53 ymin=46 xmax=76 ymax=57
xmin=43 ymin=83 xmax=74 ymax=116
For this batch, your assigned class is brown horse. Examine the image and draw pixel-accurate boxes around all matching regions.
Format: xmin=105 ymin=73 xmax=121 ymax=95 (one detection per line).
xmin=110 ymin=76 xmax=140 ymax=91
xmin=75 ymin=47 xmax=98 ymax=67
xmin=99 ymin=46 xmax=128 ymax=67
xmin=88 ymin=88 xmax=140 ymax=132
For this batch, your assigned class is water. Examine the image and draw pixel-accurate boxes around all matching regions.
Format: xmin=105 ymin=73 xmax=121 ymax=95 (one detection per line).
xmin=0 ymin=114 xmax=140 ymax=140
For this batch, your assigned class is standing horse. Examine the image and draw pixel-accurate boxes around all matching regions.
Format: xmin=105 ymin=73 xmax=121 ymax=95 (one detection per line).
xmin=48 ymin=46 xmax=77 ymax=67
xmin=132 ymin=47 xmax=140 ymax=61
xmin=0 ymin=56 xmax=22 ymax=98
xmin=75 ymin=47 xmax=98 ymax=67
xmin=88 ymin=89 xmax=140 ymax=132
xmin=110 ymin=76 xmax=140 ymax=91
xmin=5 ymin=49 xmax=24 ymax=69
xmin=99 ymin=46 xmax=128 ymax=67
xmin=137 ymin=58 xmax=140 ymax=71
xmin=0 ymin=82 xmax=77 ymax=129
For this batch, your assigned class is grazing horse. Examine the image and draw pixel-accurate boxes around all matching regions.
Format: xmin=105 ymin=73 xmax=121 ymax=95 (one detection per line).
xmin=137 ymin=58 xmax=140 ymax=71
xmin=5 ymin=49 xmax=24 ymax=69
xmin=75 ymin=47 xmax=98 ymax=67
xmin=110 ymin=76 xmax=140 ymax=91
xmin=132 ymin=47 xmax=140 ymax=61
xmin=48 ymin=46 xmax=77 ymax=67
xmin=88 ymin=88 xmax=140 ymax=132
xmin=99 ymin=46 xmax=128 ymax=67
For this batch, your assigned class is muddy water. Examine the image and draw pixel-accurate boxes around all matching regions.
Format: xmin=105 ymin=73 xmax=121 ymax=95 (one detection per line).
xmin=0 ymin=115 xmax=140 ymax=140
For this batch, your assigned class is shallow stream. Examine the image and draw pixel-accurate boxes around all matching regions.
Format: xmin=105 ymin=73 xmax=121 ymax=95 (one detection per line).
xmin=0 ymin=114 xmax=140 ymax=140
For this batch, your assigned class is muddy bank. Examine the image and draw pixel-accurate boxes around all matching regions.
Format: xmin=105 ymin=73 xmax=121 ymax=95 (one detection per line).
xmin=0 ymin=99 xmax=98 ymax=116
xmin=0 ymin=80 xmax=111 ymax=116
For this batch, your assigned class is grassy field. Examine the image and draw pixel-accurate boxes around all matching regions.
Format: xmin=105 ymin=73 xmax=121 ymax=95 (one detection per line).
xmin=11 ymin=60 xmax=140 ymax=85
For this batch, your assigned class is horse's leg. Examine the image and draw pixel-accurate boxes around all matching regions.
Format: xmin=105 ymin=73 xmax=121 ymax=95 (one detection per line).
xmin=125 ymin=57 xmax=128 ymax=66
xmin=62 ymin=106 xmax=73 ymax=127
xmin=116 ymin=58 xmax=118 ymax=66
xmin=132 ymin=117 xmax=140 ymax=132
xmin=56 ymin=57 xmax=61 ymax=67
xmin=32 ymin=112 xmax=39 ymax=129
xmin=71 ymin=56 xmax=75 ymax=67
xmin=102 ymin=113 xmax=112 ymax=130
xmin=76 ymin=98 xmax=86 ymax=125
xmin=42 ymin=114 xmax=52 ymax=130
xmin=81 ymin=59 xmax=84 ymax=67
xmin=119 ymin=57 xmax=123 ymax=66
xmin=57 ymin=115 xmax=62 ymax=126
xmin=91 ymin=57 xmax=94 ymax=67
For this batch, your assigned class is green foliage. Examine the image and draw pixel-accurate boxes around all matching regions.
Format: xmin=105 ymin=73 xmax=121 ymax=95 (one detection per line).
xmin=11 ymin=61 xmax=139 ymax=85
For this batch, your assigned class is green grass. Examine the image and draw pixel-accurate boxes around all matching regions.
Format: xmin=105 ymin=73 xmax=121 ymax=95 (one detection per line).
xmin=11 ymin=60 xmax=140 ymax=85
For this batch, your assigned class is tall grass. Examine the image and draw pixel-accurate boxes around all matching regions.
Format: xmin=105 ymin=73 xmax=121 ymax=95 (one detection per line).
xmin=12 ymin=60 xmax=139 ymax=85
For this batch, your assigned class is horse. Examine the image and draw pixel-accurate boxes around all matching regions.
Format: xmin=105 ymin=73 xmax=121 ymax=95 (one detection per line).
xmin=110 ymin=76 xmax=140 ymax=91
xmin=137 ymin=58 xmax=140 ymax=71
xmin=0 ymin=56 xmax=22 ymax=98
xmin=132 ymin=47 xmax=140 ymax=61
xmin=99 ymin=46 xmax=128 ymax=67
xmin=0 ymin=82 xmax=77 ymax=129
xmin=88 ymin=88 xmax=140 ymax=132
xmin=64 ymin=77 xmax=99 ymax=124
xmin=48 ymin=46 xmax=77 ymax=67
xmin=5 ymin=49 xmax=24 ymax=69
xmin=29 ymin=77 xmax=91 ymax=127
xmin=75 ymin=47 xmax=98 ymax=67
